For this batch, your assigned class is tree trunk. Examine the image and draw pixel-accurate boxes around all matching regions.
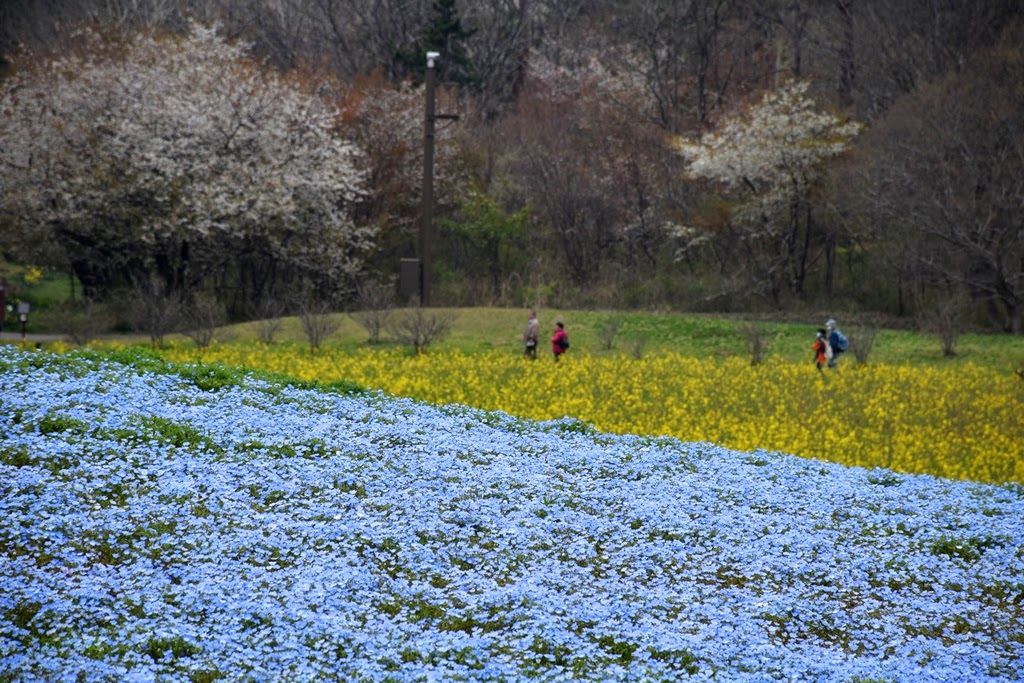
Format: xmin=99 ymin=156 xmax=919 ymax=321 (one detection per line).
xmin=836 ymin=0 xmax=856 ymax=109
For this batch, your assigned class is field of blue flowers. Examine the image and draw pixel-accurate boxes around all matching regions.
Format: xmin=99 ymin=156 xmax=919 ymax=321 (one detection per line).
xmin=1 ymin=347 xmax=1022 ymax=682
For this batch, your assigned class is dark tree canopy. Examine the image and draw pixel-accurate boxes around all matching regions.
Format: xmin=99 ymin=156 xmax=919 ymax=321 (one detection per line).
xmin=1 ymin=0 xmax=1021 ymax=332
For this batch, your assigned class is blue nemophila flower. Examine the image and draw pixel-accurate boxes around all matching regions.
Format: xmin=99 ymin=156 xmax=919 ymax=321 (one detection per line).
xmin=1 ymin=347 xmax=1022 ymax=681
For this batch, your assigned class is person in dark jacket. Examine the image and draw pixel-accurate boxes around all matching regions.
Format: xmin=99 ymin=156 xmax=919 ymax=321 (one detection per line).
xmin=551 ymin=322 xmax=569 ymax=362
xmin=825 ymin=319 xmax=845 ymax=369
xmin=523 ymin=310 xmax=540 ymax=359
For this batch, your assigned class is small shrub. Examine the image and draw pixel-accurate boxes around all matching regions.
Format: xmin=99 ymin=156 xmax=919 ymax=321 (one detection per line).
xmin=56 ymin=298 xmax=110 ymax=346
xmin=387 ymin=307 xmax=456 ymax=354
xmin=737 ymin=322 xmax=771 ymax=365
xmin=628 ymin=337 xmax=646 ymax=359
xmin=922 ymin=295 xmax=967 ymax=357
xmin=849 ymin=325 xmax=878 ymax=365
xmin=250 ymin=297 xmax=286 ymax=345
xmin=183 ymin=295 xmax=227 ymax=348
xmin=129 ymin=277 xmax=181 ymax=348
xmin=352 ymin=279 xmax=396 ymax=344
xmin=299 ymin=301 xmax=341 ymax=351
xmin=596 ymin=316 xmax=624 ymax=351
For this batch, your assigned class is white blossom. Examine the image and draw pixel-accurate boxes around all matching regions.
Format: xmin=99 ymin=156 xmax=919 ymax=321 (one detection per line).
xmin=0 ymin=22 xmax=374 ymax=286
xmin=676 ymin=81 xmax=861 ymax=227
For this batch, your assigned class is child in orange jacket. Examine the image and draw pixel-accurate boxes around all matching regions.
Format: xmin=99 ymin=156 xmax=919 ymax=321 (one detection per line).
xmin=813 ymin=328 xmax=830 ymax=371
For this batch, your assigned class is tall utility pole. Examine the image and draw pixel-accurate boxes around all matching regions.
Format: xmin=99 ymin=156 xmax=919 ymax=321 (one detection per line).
xmin=420 ymin=51 xmax=440 ymax=307
xmin=418 ymin=51 xmax=458 ymax=306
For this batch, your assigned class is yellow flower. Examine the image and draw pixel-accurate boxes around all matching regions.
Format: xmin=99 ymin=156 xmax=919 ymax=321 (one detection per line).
xmin=23 ymin=266 xmax=43 ymax=285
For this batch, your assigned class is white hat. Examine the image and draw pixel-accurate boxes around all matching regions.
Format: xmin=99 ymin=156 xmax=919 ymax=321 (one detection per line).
xmin=825 ymin=319 xmax=836 ymax=328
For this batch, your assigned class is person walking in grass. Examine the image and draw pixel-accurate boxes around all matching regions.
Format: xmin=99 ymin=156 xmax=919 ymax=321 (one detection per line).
xmin=825 ymin=319 xmax=848 ymax=369
xmin=523 ymin=310 xmax=540 ymax=359
xmin=551 ymin=321 xmax=569 ymax=362
xmin=813 ymin=328 xmax=831 ymax=372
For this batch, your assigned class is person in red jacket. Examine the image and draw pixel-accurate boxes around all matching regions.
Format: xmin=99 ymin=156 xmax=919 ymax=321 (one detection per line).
xmin=551 ymin=321 xmax=569 ymax=362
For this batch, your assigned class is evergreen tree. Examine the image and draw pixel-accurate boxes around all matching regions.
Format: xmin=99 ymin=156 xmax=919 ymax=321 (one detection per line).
xmin=393 ymin=0 xmax=476 ymax=88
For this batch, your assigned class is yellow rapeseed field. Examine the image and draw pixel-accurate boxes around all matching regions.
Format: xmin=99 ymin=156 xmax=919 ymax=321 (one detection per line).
xmin=155 ymin=343 xmax=1024 ymax=485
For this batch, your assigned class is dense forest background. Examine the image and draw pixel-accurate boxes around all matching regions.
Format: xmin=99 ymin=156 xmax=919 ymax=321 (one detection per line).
xmin=1 ymin=0 xmax=1021 ymax=334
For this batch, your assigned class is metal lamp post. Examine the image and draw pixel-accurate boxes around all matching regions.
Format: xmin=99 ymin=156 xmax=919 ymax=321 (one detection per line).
xmin=416 ymin=50 xmax=458 ymax=307
xmin=17 ymin=302 xmax=29 ymax=343
xmin=419 ymin=51 xmax=441 ymax=307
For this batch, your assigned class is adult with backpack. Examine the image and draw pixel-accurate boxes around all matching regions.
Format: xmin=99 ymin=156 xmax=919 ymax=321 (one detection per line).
xmin=825 ymin=319 xmax=848 ymax=368
xmin=551 ymin=321 xmax=569 ymax=362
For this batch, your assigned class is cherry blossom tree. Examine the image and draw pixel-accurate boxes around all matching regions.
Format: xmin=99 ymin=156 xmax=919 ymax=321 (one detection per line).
xmin=676 ymin=80 xmax=860 ymax=303
xmin=0 ymin=22 xmax=374 ymax=309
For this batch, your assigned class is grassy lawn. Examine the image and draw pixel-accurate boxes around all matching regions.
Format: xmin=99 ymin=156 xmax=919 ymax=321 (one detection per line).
xmin=5 ymin=281 xmax=1019 ymax=370
xmin=166 ymin=307 xmax=1024 ymax=371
